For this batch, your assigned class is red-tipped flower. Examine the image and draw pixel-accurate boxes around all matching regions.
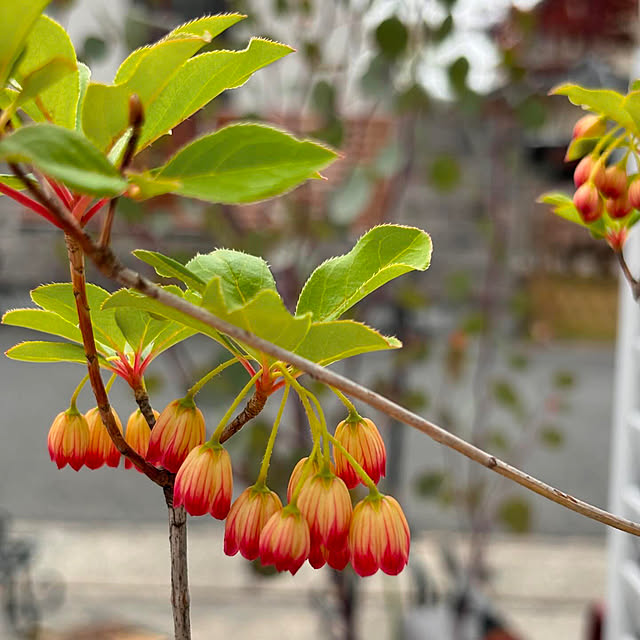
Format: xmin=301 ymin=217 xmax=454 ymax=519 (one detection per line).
xmin=259 ymin=507 xmax=310 ymax=575
xmin=571 ymin=114 xmax=605 ymax=140
xmin=173 ymin=443 xmax=233 ymax=518
xmin=349 ymin=494 xmax=410 ymax=577
xmin=606 ymin=195 xmax=632 ymax=219
xmin=573 ymin=155 xmax=595 ymax=188
xmin=298 ymin=470 xmax=352 ymax=552
xmin=84 ymin=407 xmax=123 ymax=469
xmin=147 ymin=398 xmax=205 ymax=473
xmin=599 ymin=165 xmax=627 ymax=199
xmin=573 ymin=182 xmax=602 ymax=223
xmin=124 ymin=408 xmax=158 ymax=471
xmin=333 ymin=417 xmax=386 ymax=489
xmin=287 ymin=456 xmax=321 ymax=502
xmin=628 ymin=177 xmax=640 ymax=209
xmin=47 ymin=409 xmax=89 ymax=471
xmin=224 ymin=486 xmax=283 ymax=560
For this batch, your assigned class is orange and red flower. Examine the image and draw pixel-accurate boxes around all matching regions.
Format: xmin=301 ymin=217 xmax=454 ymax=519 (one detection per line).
xmin=298 ymin=470 xmax=352 ymax=552
xmin=124 ymin=408 xmax=158 ymax=471
xmin=147 ymin=398 xmax=205 ymax=473
xmin=47 ymin=409 xmax=89 ymax=471
xmin=173 ymin=443 xmax=233 ymax=518
xmin=84 ymin=407 xmax=123 ymax=469
xmin=349 ymin=494 xmax=410 ymax=577
xmin=224 ymin=486 xmax=283 ymax=560
xmin=333 ymin=417 xmax=386 ymax=489
xmin=259 ymin=507 xmax=310 ymax=575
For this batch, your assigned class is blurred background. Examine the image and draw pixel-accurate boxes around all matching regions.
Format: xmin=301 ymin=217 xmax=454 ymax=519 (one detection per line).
xmin=1 ymin=0 xmax=638 ymax=638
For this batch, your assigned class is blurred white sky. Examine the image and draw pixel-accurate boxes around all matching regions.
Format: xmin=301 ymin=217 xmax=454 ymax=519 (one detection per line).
xmin=367 ymin=0 xmax=543 ymax=99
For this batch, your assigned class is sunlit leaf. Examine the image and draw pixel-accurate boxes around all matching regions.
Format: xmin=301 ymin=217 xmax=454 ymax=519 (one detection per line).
xmin=6 ymin=340 xmax=108 ymax=366
xmin=296 ymin=225 xmax=432 ymax=320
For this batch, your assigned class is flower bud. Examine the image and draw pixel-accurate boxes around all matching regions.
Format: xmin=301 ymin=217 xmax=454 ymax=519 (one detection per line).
xmin=298 ymin=471 xmax=352 ymax=552
xmin=599 ymin=165 xmax=627 ymax=199
xmin=287 ymin=456 xmax=321 ymax=503
xmin=259 ymin=507 xmax=310 ymax=575
xmin=84 ymin=407 xmax=123 ymax=469
xmin=173 ymin=443 xmax=233 ymax=518
xmin=47 ymin=409 xmax=89 ymax=471
xmin=333 ymin=417 xmax=386 ymax=489
xmin=571 ymin=114 xmax=605 ymax=140
xmin=606 ymin=228 xmax=628 ymax=251
xmin=124 ymin=409 xmax=159 ymax=471
xmin=573 ymin=155 xmax=595 ymax=188
xmin=146 ymin=398 xmax=205 ymax=473
xmin=606 ymin=195 xmax=632 ymax=219
xmin=349 ymin=494 xmax=410 ymax=577
xmin=224 ymin=486 xmax=282 ymax=560
xmin=628 ymin=177 xmax=640 ymax=209
xmin=573 ymin=182 xmax=602 ymax=223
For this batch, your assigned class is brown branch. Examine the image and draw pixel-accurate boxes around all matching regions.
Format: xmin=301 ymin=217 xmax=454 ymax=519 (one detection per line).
xmin=134 ymin=384 xmax=158 ymax=429
xmin=164 ymin=488 xmax=191 ymax=640
xmin=63 ymin=233 xmax=170 ymax=487
xmin=616 ymin=249 xmax=640 ymax=301
xmin=12 ymin=164 xmax=640 ymax=539
xmin=219 ymin=387 xmax=268 ymax=444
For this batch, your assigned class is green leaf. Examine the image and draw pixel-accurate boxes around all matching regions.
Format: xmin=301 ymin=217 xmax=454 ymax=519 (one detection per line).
xmin=75 ymin=62 xmax=91 ymax=131
xmin=375 ymin=16 xmax=408 ymax=60
xmin=2 ymin=308 xmax=82 ymax=343
xmin=202 ymin=279 xmax=311 ymax=360
xmin=102 ymin=287 xmax=228 ymax=350
xmin=0 ymin=0 xmax=49 ymax=87
xmin=13 ymin=57 xmax=75 ymax=112
xmin=498 ymin=497 xmax=531 ymax=534
xmin=429 ymin=153 xmax=460 ymax=192
xmin=551 ymin=84 xmax=637 ymax=133
xmin=492 ymin=379 xmax=521 ymax=414
xmin=135 ymin=123 xmax=336 ymax=204
xmin=414 ymin=470 xmax=447 ymax=498
xmin=0 ymin=124 xmax=127 ymax=196
xmin=31 ymin=282 xmax=126 ymax=352
xmin=293 ymin=320 xmax=400 ymax=366
xmin=186 ymin=249 xmax=277 ymax=307
xmin=622 ymin=91 xmax=640 ymax=132
xmin=83 ymin=33 xmax=216 ymax=151
xmin=540 ymin=425 xmax=564 ymax=449
xmin=13 ymin=15 xmax=78 ymax=128
xmin=0 ymin=174 xmax=29 ymax=190
xmin=5 ymin=340 xmax=108 ymax=366
xmin=553 ymin=370 xmax=575 ymax=389
xmin=137 ymin=38 xmax=293 ymax=150
xmin=133 ymin=249 xmax=206 ymax=292
xmin=538 ymin=191 xmax=606 ymax=237
xmin=114 ymin=308 xmax=168 ymax=352
xmin=564 ymin=136 xmax=597 ymax=162
xmin=149 ymin=323 xmax=197 ymax=357
xmin=296 ymin=224 xmax=432 ymax=321
xmin=114 ymin=14 xmax=244 ymax=85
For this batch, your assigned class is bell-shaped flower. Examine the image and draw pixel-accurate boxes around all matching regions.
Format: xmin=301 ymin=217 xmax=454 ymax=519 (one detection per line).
xmin=224 ymin=486 xmax=282 ymax=560
xmin=349 ymin=494 xmax=410 ymax=577
xmin=124 ymin=409 xmax=158 ymax=471
xmin=298 ymin=470 xmax=352 ymax=552
xmin=333 ymin=417 xmax=386 ymax=489
xmin=84 ymin=407 xmax=123 ymax=469
xmin=147 ymin=398 xmax=205 ymax=473
xmin=286 ymin=456 xmax=320 ymax=503
xmin=173 ymin=442 xmax=232 ymax=518
xmin=259 ymin=506 xmax=310 ymax=575
xmin=47 ymin=409 xmax=89 ymax=471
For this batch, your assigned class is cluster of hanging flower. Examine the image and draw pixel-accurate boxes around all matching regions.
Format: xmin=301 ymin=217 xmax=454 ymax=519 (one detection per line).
xmin=47 ymin=399 xmax=409 ymax=578
xmin=569 ymin=114 xmax=640 ymax=250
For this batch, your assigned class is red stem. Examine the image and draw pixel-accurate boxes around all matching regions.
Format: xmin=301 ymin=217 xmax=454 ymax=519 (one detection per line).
xmin=82 ymin=198 xmax=109 ymax=224
xmin=46 ymin=177 xmax=73 ymax=209
xmin=0 ymin=181 xmax=63 ymax=227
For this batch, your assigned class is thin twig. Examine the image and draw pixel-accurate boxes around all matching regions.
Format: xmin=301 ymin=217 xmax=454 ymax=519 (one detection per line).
xmin=616 ymin=249 xmax=640 ymax=301
xmin=11 ymin=164 xmax=640 ymax=538
xmin=219 ymin=387 xmax=269 ymax=443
